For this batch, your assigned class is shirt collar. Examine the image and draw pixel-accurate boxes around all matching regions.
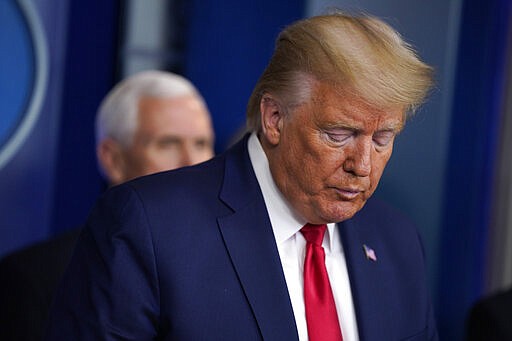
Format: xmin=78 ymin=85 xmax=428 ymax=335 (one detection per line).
xmin=247 ymin=133 xmax=337 ymax=251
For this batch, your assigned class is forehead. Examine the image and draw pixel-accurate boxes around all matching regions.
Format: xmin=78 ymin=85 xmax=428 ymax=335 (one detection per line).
xmin=306 ymin=81 xmax=405 ymax=131
xmin=136 ymin=95 xmax=212 ymax=136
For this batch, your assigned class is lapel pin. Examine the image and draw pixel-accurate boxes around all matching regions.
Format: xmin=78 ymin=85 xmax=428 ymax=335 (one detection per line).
xmin=363 ymin=244 xmax=377 ymax=262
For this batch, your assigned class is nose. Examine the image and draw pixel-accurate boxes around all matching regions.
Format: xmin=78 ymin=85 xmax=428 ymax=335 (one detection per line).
xmin=343 ymin=137 xmax=371 ymax=177
xmin=178 ymin=146 xmax=194 ymax=167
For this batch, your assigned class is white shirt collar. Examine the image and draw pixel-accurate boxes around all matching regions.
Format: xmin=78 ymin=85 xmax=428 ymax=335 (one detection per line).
xmin=247 ymin=133 xmax=337 ymax=251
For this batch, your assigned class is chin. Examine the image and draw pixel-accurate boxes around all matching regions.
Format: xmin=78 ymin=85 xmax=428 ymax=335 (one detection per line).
xmin=321 ymin=201 xmax=365 ymax=223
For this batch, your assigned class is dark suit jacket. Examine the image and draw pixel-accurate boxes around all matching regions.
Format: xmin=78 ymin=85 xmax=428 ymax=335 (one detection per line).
xmin=466 ymin=288 xmax=512 ymax=341
xmin=0 ymin=228 xmax=81 ymax=341
xmin=45 ymin=135 xmax=438 ymax=340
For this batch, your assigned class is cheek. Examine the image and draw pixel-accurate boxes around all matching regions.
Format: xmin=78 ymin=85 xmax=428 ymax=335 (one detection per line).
xmin=281 ymin=149 xmax=305 ymax=182
xmin=135 ymin=148 xmax=169 ymax=171
xmin=124 ymin=147 xmax=146 ymax=169
xmin=152 ymin=151 xmax=179 ymax=168
xmin=307 ymin=142 xmax=345 ymax=173
xmin=195 ymin=148 xmax=214 ymax=162
xmin=295 ymin=147 xmax=340 ymax=191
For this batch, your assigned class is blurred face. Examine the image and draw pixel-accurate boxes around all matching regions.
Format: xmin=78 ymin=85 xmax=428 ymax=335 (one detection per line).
xmin=118 ymin=95 xmax=214 ymax=183
xmin=261 ymin=81 xmax=404 ymax=224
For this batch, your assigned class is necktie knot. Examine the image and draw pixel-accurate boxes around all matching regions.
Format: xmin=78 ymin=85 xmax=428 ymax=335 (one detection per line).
xmin=301 ymin=223 xmax=327 ymax=246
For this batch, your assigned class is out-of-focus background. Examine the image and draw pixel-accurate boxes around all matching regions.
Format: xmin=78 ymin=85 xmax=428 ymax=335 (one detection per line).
xmin=1 ymin=0 xmax=511 ymax=340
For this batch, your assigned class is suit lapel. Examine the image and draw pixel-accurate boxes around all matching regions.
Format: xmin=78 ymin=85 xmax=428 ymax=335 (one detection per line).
xmin=339 ymin=207 xmax=394 ymax=341
xmin=217 ymin=136 xmax=298 ymax=340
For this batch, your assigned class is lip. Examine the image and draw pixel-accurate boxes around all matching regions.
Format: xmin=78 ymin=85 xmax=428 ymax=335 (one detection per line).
xmin=334 ymin=187 xmax=363 ymax=200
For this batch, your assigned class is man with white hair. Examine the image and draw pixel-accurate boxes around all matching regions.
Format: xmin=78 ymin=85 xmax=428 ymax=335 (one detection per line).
xmin=96 ymin=70 xmax=215 ymax=185
xmin=0 ymin=70 xmax=214 ymax=341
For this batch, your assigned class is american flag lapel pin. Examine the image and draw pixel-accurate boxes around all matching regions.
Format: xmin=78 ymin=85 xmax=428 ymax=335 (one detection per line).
xmin=363 ymin=244 xmax=377 ymax=262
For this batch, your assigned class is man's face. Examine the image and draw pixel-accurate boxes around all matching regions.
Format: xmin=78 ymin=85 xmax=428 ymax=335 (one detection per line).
xmin=119 ymin=95 xmax=214 ymax=182
xmin=261 ymin=81 xmax=404 ymax=224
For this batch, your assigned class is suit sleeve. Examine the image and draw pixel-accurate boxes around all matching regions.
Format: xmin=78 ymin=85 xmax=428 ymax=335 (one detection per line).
xmin=44 ymin=185 xmax=161 ymax=340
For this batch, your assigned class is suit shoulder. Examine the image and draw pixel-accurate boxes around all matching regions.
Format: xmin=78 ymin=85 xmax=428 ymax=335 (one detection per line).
xmin=127 ymin=154 xmax=225 ymax=198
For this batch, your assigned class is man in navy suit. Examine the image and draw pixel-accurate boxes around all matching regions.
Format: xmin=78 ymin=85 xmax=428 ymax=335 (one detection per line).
xmin=0 ymin=71 xmax=215 ymax=341
xmin=46 ymin=12 xmax=438 ymax=340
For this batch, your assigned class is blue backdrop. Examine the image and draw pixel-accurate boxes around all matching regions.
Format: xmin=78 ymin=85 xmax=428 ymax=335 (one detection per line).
xmin=0 ymin=1 xmax=510 ymax=340
xmin=438 ymin=0 xmax=512 ymax=339
xmin=0 ymin=0 xmax=59 ymax=254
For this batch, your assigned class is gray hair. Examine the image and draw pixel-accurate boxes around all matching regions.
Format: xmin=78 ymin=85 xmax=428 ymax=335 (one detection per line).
xmin=95 ymin=70 xmax=205 ymax=147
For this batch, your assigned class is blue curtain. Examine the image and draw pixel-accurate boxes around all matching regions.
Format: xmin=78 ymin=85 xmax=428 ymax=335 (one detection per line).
xmin=50 ymin=0 xmax=121 ymax=235
xmin=182 ymin=0 xmax=305 ymax=152
xmin=437 ymin=0 xmax=512 ymax=339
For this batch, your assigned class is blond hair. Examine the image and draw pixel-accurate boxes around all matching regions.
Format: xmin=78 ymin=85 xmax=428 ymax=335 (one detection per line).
xmin=246 ymin=11 xmax=434 ymax=131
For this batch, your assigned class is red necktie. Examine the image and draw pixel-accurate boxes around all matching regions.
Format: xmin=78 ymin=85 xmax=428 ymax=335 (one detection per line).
xmin=301 ymin=223 xmax=343 ymax=341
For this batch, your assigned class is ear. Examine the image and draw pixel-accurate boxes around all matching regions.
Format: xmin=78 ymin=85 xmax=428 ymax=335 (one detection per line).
xmin=260 ymin=94 xmax=284 ymax=146
xmin=96 ymin=138 xmax=126 ymax=186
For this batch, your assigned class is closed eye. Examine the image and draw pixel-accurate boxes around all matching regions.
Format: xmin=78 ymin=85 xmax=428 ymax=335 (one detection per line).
xmin=326 ymin=131 xmax=353 ymax=144
xmin=372 ymin=131 xmax=396 ymax=147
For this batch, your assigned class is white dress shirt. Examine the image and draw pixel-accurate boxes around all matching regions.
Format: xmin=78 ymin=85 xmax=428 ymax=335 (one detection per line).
xmin=248 ymin=133 xmax=359 ymax=341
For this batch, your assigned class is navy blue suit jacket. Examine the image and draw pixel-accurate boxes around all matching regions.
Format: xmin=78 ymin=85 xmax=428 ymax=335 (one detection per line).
xmin=45 ymin=135 xmax=438 ymax=340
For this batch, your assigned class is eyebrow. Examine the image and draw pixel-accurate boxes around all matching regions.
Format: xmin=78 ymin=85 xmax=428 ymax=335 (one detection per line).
xmin=323 ymin=120 xmax=404 ymax=133
xmin=380 ymin=122 xmax=404 ymax=133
